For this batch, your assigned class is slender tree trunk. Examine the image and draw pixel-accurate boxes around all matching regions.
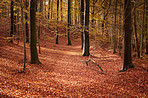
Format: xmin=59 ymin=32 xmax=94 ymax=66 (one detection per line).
xmin=39 ymin=0 xmax=43 ymax=38
xmin=16 ymin=0 xmax=19 ymax=45
xmin=67 ymin=0 xmax=72 ymax=45
xmin=118 ymin=3 xmax=122 ymax=55
xmin=133 ymin=6 xmax=140 ymax=57
xmin=25 ymin=0 xmax=29 ymax=43
xmin=48 ymin=0 xmax=51 ymax=19
xmin=74 ymin=0 xmax=77 ymax=25
xmin=51 ymin=0 xmax=53 ymax=19
xmin=80 ymin=0 xmax=84 ymax=49
xmin=140 ymin=0 xmax=145 ymax=58
xmin=121 ymin=0 xmax=133 ymax=71
xmin=82 ymin=0 xmax=90 ymax=56
xmin=91 ymin=0 xmax=95 ymax=39
xmin=113 ymin=0 xmax=117 ymax=53
xmin=60 ymin=0 xmax=63 ymax=21
xmin=102 ymin=12 xmax=105 ymax=35
xmin=30 ymin=0 xmax=41 ymax=64
xmin=56 ymin=0 xmax=59 ymax=44
xmin=10 ymin=0 xmax=14 ymax=42
xmin=146 ymin=0 xmax=148 ymax=54
xmin=20 ymin=0 xmax=26 ymax=70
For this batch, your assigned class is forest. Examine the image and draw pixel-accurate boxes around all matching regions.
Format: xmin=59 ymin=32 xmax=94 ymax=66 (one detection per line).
xmin=0 ymin=0 xmax=148 ymax=97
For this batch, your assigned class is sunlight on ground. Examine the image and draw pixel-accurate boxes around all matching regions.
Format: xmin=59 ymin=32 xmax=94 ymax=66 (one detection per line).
xmin=41 ymin=47 xmax=81 ymax=56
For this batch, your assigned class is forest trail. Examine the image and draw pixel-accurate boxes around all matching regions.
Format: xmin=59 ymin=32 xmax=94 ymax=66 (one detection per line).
xmin=0 ymin=24 xmax=148 ymax=97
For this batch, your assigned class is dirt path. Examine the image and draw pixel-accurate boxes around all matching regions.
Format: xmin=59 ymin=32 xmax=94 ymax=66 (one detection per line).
xmin=0 ymin=25 xmax=148 ymax=97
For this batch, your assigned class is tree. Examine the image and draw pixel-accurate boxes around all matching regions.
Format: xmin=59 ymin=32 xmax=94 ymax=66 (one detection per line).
xmin=67 ymin=0 xmax=72 ymax=45
xmin=133 ymin=1 xmax=140 ymax=57
xmin=30 ymin=0 xmax=41 ymax=64
xmin=60 ymin=0 xmax=63 ymax=21
xmin=51 ymin=0 xmax=53 ymax=19
xmin=80 ymin=0 xmax=84 ymax=49
xmin=121 ymin=0 xmax=134 ymax=71
xmin=25 ymin=0 xmax=29 ymax=43
xmin=48 ymin=0 xmax=51 ymax=19
xmin=20 ymin=0 xmax=26 ymax=71
xmin=9 ymin=0 xmax=14 ymax=42
xmin=56 ymin=0 xmax=59 ymax=44
xmin=82 ymin=0 xmax=90 ymax=56
xmin=146 ymin=0 xmax=148 ymax=54
xmin=113 ymin=0 xmax=117 ymax=53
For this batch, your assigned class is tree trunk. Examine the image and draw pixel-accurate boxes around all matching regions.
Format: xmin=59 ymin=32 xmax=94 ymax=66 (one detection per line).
xmin=25 ymin=0 xmax=29 ymax=43
xmin=80 ymin=0 xmax=84 ymax=49
xmin=67 ymin=0 xmax=72 ymax=45
xmin=60 ymin=0 xmax=63 ymax=21
xmin=140 ymin=0 xmax=145 ymax=58
xmin=30 ymin=0 xmax=41 ymax=64
xmin=16 ymin=0 xmax=20 ymax=45
xmin=113 ymin=0 xmax=117 ymax=53
xmin=10 ymin=0 xmax=14 ymax=42
xmin=82 ymin=0 xmax=90 ymax=56
xmin=118 ymin=2 xmax=122 ymax=55
xmin=75 ymin=0 xmax=77 ymax=25
xmin=56 ymin=0 xmax=59 ymax=44
xmin=121 ymin=0 xmax=133 ymax=71
xmin=21 ymin=0 xmax=26 ymax=70
xmin=48 ymin=0 xmax=51 ymax=19
xmin=133 ymin=6 xmax=140 ymax=57
xmin=51 ymin=0 xmax=53 ymax=19
xmin=146 ymin=0 xmax=148 ymax=54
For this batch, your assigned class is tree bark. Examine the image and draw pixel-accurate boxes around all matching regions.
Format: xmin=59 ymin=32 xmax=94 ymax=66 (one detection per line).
xmin=133 ymin=6 xmax=140 ymax=57
xmin=121 ymin=0 xmax=133 ymax=71
xmin=10 ymin=0 xmax=14 ymax=42
xmin=51 ymin=0 xmax=53 ymax=19
xmin=25 ymin=0 xmax=29 ymax=43
xmin=48 ymin=0 xmax=51 ymax=19
xmin=30 ymin=0 xmax=41 ymax=64
xmin=113 ymin=0 xmax=117 ymax=53
xmin=82 ymin=0 xmax=90 ymax=56
xmin=60 ymin=0 xmax=63 ymax=21
xmin=67 ymin=0 xmax=72 ymax=45
xmin=146 ymin=0 xmax=148 ymax=54
xmin=140 ymin=0 xmax=145 ymax=58
xmin=56 ymin=0 xmax=59 ymax=44
xmin=80 ymin=0 xmax=84 ymax=49
xmin=20 ymin=0 xmax=26 ymax=70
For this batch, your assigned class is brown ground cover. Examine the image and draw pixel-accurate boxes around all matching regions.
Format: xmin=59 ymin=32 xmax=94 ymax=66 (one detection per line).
xmin=0 ymin=21 xmax=148 ymax=97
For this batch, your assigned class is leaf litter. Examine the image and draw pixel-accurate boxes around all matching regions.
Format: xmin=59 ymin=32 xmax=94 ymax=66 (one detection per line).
xmin=0 ymin=22 xmax=148 ymax=97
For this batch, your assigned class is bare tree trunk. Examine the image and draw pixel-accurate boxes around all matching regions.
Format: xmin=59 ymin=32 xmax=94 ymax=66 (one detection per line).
xmin=25 ymin=0 xmax=29 ymax=43
xmin=60 ymin=0 xmax=63 ymax=21
xmin=75 ymin=0 xmax=77 ymax=25
xmin=113 ymin=0 xmax=117 ymax=53
xmin=146 ymin=0 xmax=148 ymax=54
xmin=118 ymin=2 xmax=122 ymax=55
xmin=16 ymin=0 xmax=20 ymax=45
xmin=140 ymin=0 xmax=145 ymax=58
xmin=82 ymin=0 xmax=90 ymax=56
xmin=20 ymin=0 xmax=26 ymax=70
xmin=51 ymin=0 xmax=53 ymax=19
xmin=121 ymin=0 xmax=133 ymax=71
xmin=67 ymin=0 xmax=72 ymax=45
xmin=56 ymin=0 xmax=59 ymax=44
xmin=133 ymin=4 xmax=140 ymax=57
xmin=48 ymin=0 xmax=51 ymax=19
xmin=10 ymin=0 xmax=14 ymax=42
xmin=80 ymin=0 xmax=84 ymax=49
xmin=30 ymin=0 xmax=41 ymax=64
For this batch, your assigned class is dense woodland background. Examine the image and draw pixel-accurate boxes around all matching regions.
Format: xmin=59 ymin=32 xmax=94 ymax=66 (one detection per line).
xmin=0 ymin=0 xmax=148 ymax=97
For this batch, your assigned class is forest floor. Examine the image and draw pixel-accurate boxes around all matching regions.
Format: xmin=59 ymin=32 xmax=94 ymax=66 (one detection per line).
xmin=0 ymin=20 xmax=148 ymax=97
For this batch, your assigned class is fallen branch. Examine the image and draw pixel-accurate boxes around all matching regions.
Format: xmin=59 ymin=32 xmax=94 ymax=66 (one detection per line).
xmin=85 ymin=57 xmax=104 ymax=73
